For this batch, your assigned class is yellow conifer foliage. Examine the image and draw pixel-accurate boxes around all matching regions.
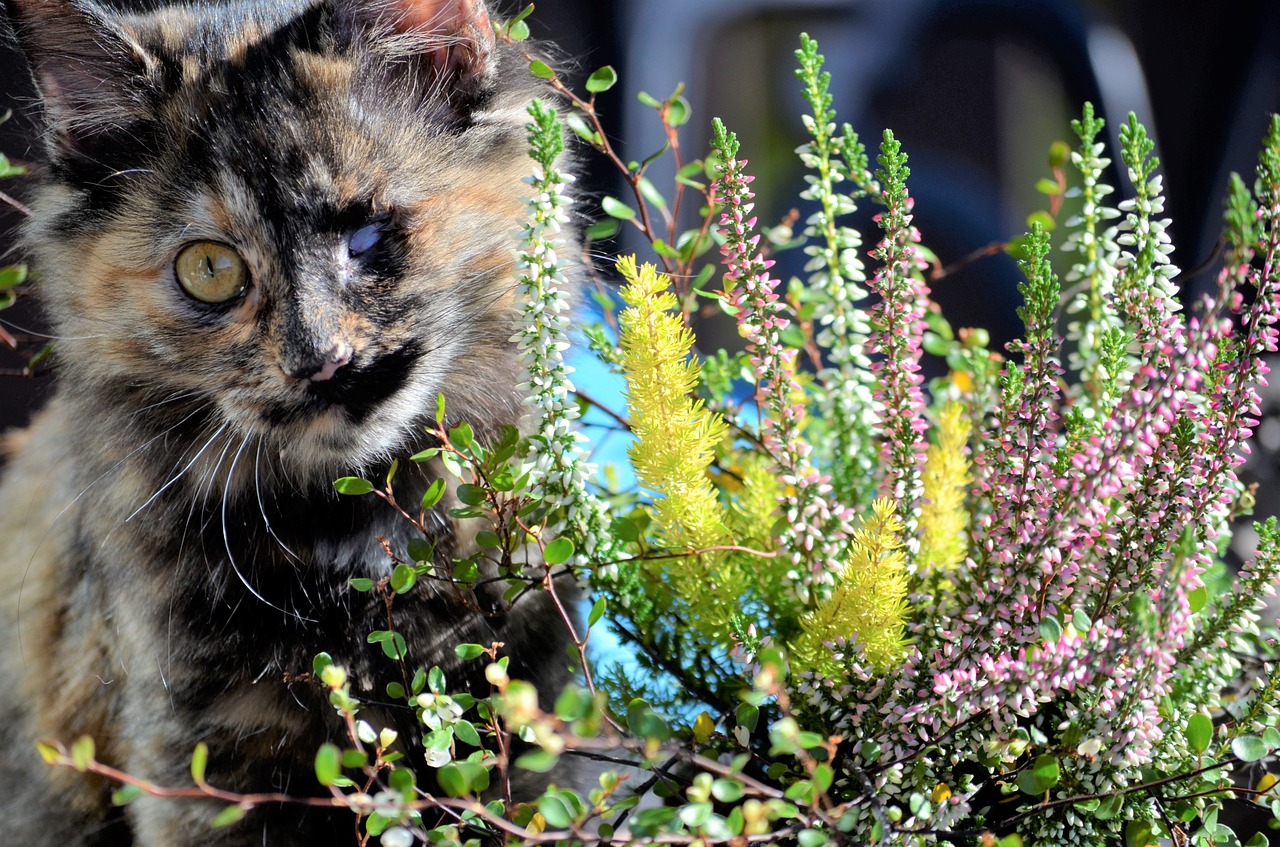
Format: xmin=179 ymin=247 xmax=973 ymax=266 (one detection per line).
xmin=617 ymin=256 xmax=730 ymax=551
xmin=790 ymin=498 xmax=910 ymax=675
xmin=917 ymin=401 xmax=972 ymax=572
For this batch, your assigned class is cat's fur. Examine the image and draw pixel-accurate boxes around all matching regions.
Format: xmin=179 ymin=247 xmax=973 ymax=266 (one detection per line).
xmin=0 ymin=1 xmax=573 ymax=844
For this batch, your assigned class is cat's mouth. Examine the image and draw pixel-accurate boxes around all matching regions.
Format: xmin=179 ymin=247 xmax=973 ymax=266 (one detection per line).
xmin=263 ymin=344 xmax=421 ymax=427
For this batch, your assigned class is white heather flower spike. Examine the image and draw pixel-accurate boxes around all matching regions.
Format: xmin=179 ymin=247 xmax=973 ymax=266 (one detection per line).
xmin=516 ymin=99 xmax=615 ymax=569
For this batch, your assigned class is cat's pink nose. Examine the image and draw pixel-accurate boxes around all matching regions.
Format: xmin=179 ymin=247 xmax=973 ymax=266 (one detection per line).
xmin=285 ymin=340 xmax=351 ymax=382
xmin=307 ymin=340 xmax=352 ymax=382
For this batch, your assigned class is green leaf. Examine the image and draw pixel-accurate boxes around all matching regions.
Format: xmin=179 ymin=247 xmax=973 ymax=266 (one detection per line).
xmin=588 ymin=597 xmax=607 ymax=628
xmin=1039 ymin=616 xmax=1063 ymax=643
xmin=0 ymin=264 xmax=28 ymax=290
xmin=211 ymin=805 xmax=247 ymax=828
xmin=538 ymin=793 xmax=574 ymax=828
xmin=1186 ymin=713 xmax=1213 ymax=755
xmin=1035 ymin=177 xmax=1062 ymax=196
xmin=455 ymin=643 xmax=486 ymax=661
xmin=679 ymin=802 xmax=712 ymax=828
xmin=637 ymin=91 xmax=661 ymax=108
xmin=626 ymin=699 xmax=670 ymax=740
xmin=651 ymin=238 xmax=681 ymax=259
xmin=1016 ymin=770 xmax=1045 ymax=796
xmin=585 ymin=218 xmax=620 ymax=240
xmin=314 ymin=743 xmax=342 ymax=786
xmin=813 ymin=764 xmax=834 ymax=794
xmin=437 ymin=763 xmax=470 ymax=797
xmin=1125 ymin=820 xmax=1153 ymax=847
xmin=1048 ymin=140 xmax=1071 ymax=169
xmin=390 ymin=564 xmax=417 ymax=594
xmin=456 ymin=483 xmax=487 ymax=507
xmin=1094 ymin=794 xmax=1123 ymax=820
xmin=1026 ymin=209 xmax=1056 ymax=231
xmin=515 ymin=749 xmax=560 ymax=773
xmin=191 ymin=742 xmax=209 ymax=784
xmin=610 ymin=517 xmax=640 ymax=543
xmin=529 ymin=60 xmax=554 ymax=80
xmin=421 ymin=479 xmax=446 ymax=510
xmin=712 ymin=778 xmax=744 ymax=803
xmin=349 ymin=577 xmax=376 ymax=592
xmin=1016 ymin=755 xmax=1060 ymax=795
xmin=70 ymin=736 xmax=95 ymax=772
xmin=507 ymin=19 xmax=530 ymax=41
xmin=601 ymin=196 xmax=636 ymax=221
xmin=333 ymin=477 xmax=374 ymax=496
xmin=637 ymin=176 xmax=667 ymax=210
xmin=111 ymin=784 xmax=144 ymax=806
xmin=1233 ymin=734 xmax=1270 ymax=762
xmin=543 ymin=537 xmax=574 ymax=565
xmin=407 ymin=538 xmax=434 ymax=564
xmin=449 ymin=421 xmax=474 ymax=450
xmin=35 ymin=747 xmax=60 ymax=772
xmin=454 ymin=720 xmax=482 ymax=748
xmin=1032 ymin=754 xmax=1061 ymax=787
xmin=798 ymin=830 xmax=828 ymax=847
xmin=342 ymin=749 xmax=369 ymax=769
xmin=586 ymin=65 xmax=618 ymax=93
xmin=666 ymin=96 xmax=690 ymax=127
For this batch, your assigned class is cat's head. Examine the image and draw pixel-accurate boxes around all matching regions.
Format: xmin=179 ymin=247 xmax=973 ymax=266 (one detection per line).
xmin=5 ymin=0 xmax=552 ymax=481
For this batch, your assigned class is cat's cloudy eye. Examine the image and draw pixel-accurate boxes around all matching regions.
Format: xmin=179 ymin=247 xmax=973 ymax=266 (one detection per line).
xmin=348 ymin=221 xmax=383 ymax=257
xmin=174 ymin=241 xmax=248 ymax=304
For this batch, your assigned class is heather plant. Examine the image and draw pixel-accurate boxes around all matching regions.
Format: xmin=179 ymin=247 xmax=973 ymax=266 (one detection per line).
xmin=21 ymin=16 xmax=1280 ymax=847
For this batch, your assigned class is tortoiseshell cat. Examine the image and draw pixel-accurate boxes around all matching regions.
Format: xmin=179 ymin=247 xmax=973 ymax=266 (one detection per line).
xmin=0 ymin=0 xmax=573 ymax=843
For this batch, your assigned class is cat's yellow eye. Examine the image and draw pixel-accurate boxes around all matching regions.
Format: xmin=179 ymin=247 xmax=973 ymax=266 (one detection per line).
xmin=174 ymin=241 xmax=248 ymax=304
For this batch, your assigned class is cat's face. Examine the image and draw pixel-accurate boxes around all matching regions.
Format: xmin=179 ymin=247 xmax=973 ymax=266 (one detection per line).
xmin=8 ymin=0 xmax=542 ymax=479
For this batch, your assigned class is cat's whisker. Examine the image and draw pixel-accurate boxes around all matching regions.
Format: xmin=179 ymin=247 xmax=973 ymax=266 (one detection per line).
xmin=221 ymin=432 xmax=312 ymax=623
xmin=0 ymin=317 xmax=107 ymax=342
xmin=101 ymin=167 xmax=155 ymax=182
xmin=126 ymin=420 xmax=229 ymax=522
xmin=121 ymin=388 xmax=203 ymax=422
xmin=254 ymin=435 xmax=305 ymax=567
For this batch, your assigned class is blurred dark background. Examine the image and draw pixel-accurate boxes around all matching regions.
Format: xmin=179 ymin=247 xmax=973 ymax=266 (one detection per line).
xmin=3 ymin=0 xmax=1279 ymax=533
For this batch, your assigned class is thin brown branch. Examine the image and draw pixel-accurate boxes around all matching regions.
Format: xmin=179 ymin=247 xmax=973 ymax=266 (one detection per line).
xmin=0 ymin=187 xmax=31 ymax=217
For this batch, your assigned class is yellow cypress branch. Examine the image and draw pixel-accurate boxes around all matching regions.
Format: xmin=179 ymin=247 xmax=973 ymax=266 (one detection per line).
xmin=917 ymin=401 xmax=973 ymax=572
xmin=617 ymin=256 xmax=740 ymax=642
xmin=617 ymin=255 xmax=731 ymax=552
xmin=725 ymin=452 xmax=781 ymax=551
xmin=790 ymin=498 xmax=910 ymax=675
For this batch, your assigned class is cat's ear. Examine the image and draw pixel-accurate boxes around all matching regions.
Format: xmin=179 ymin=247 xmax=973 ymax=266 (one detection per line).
xmin=335 ymin=0 xmax=497 ymax=108
xmin=3 ymin=0 xmax=155 ymax=157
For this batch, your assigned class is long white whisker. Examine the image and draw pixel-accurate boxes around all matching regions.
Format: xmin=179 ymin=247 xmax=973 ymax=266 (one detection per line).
xmin=254 ymin=436 xmax=304 ymax=566
xmin=223 ymin=433 xmax=313 ymax=623
xmin=126 ymin=421 xmax=229 ymax=522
